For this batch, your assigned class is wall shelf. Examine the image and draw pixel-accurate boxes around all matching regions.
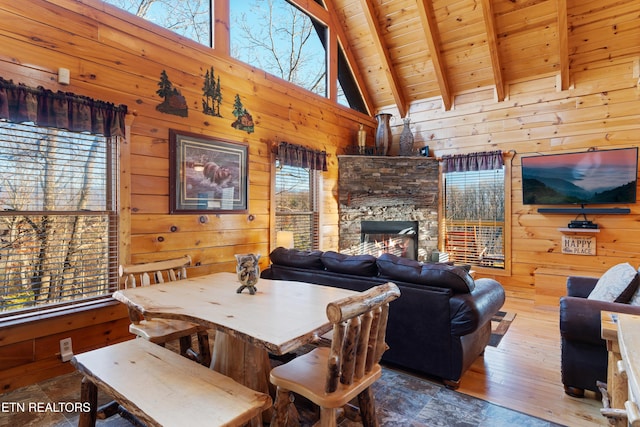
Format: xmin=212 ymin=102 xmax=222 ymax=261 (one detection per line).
xmin=558 ymin=228 xmax=600 ymax=233
xmin=538 ymin=208 xmax=630 ymax=215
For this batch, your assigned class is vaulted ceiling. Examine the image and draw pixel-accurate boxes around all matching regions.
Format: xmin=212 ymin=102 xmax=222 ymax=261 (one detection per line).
xmin=318 ymin=0 xmax=639 ymax=117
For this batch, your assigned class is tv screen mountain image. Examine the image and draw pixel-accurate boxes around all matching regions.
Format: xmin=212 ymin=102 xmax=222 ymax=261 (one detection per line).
xmin=521 ymin=147 xmax=638 ymax=205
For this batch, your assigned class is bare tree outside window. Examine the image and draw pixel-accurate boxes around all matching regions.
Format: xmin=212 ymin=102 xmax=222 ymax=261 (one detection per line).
xmin=104 ymin=0 xmax=211 ymax=45
xmin=230 ymin=0 xmax=327 ymax=97
xmin=0 ymin=124 xmax=116 ymax=313
xmin=275 ymin=164 xmax=318 ymax=250
xmin=444 ymin=170 xmax=505 ymax=268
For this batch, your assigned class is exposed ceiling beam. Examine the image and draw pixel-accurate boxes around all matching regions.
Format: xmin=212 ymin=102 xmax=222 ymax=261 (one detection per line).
xmin=288 ymin=0 xmax=330 ymax=23
xmin=358 ymin=0 xmax=408 ymax=117
xmin=557 ymin=0 xmax=570 ymax=91
xmin=291 ymin=0 xmax=376 ymax=116
xmin=480 ymin=0 xmax=505 ymax=101
xmin=415 ymin=0 xmax=452 ymax=111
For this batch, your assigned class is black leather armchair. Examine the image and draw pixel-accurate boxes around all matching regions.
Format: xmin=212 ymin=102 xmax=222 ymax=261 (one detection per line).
xmin=559 ymin=276 xmax=640 ymax=397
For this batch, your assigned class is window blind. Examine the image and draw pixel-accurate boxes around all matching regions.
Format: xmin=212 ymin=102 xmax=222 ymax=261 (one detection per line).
xmin=275 ymin=163 xmax=319 ymax=250
xmin=0 ymin=122 xmax=119 ymax=313
xmin=444 ymin=168 xmax=505 ymax=268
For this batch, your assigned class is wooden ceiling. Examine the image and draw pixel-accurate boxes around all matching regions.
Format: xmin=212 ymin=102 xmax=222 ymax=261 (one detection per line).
xmin=319 ymin=0 xmax=639 ymax=117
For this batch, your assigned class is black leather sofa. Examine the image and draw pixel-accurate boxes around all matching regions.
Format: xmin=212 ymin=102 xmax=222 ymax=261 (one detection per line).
xmin=260 ymin=248 xmax=506 ymax=389
xmin=559 ymin=275 xmax=640 ymax=397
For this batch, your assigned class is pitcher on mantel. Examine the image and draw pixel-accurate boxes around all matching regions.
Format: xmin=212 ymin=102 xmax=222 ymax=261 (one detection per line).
xmin=375 ymin=113 xmax=392 ymax=156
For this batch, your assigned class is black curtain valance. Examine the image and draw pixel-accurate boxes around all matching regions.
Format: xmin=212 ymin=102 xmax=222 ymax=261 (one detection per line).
xmin=442 ymin=150 xmax=503 ymax=173
xmin=277 ymin=141 xmax=327 ymax=171
xmin=0 ymin=77 xmax=127 ymax=137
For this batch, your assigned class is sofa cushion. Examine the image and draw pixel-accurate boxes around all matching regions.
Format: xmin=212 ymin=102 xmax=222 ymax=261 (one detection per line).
xmin=587 ymin=262 xmax=639 ymax=303
xmin=320 ymin=251 xmax=378 ymax=276
xmin=268 ymin=247 xmax=324 ymax=270
xmin=376 ymin=253 xmax=475 ymax=293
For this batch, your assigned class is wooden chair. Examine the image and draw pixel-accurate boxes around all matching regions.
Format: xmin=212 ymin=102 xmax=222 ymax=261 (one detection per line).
xmin=269 ymin=282 xmax=401 ymax=427
xmin=119 ymin=255 xmax=211 ymax=367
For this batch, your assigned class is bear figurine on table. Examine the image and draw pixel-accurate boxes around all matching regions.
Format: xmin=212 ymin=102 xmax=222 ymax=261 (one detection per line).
xmin=235 ymin=253 xmax=260 ymax=295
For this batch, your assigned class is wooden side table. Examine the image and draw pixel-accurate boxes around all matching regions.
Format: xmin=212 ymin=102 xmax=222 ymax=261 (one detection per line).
xmin=601 ymin=311 xmax=627 ymax=426
xmin=617 ymin=313 xmax=640 ymax=427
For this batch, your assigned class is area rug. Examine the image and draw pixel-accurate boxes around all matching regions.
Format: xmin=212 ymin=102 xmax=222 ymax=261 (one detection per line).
xmin=369 ymin=367 xmax=565 ymax=427
xmin=283 ymin=364 xmax=565 ymax=426
xmin=489 ymin=310 xmax=516 ymax=347
xmin=274 ymin=342 xmax=563 ymax=427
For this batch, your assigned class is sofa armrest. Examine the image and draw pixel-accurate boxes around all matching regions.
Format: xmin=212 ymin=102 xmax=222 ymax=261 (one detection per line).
xmin=559 ymin=296 xmax=640 ymax=345
xmin=449 ymin=278 xmax=505 ymax=336
xmin=566 ymin=276 xmax=599 ymax=298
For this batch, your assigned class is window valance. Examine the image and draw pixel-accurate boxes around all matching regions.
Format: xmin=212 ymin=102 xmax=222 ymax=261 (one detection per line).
xmin=277 ymin=141 xmax=327 ymax=171
xmin=0 ymin=77 xmax=127 ymax=137
xmin=442 ymin=150 xmax=503 ymax=173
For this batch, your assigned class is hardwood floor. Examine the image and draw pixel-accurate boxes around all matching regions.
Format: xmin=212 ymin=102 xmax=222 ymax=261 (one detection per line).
xmin=457 ymin=296 xmax=607 ymax=426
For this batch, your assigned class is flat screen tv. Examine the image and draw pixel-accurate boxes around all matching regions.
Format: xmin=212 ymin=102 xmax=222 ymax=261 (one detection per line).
xmin=522 ymin=147 xmax=638 ymax=205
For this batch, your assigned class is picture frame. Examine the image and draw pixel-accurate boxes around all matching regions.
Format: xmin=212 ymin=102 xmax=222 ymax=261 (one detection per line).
xmin=169 ymin=129 xmax=248 ymax=213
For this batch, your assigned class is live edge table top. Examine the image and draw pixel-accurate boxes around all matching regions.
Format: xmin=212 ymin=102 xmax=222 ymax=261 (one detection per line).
xmin=113 ymin=272 xmax=358 ymax=355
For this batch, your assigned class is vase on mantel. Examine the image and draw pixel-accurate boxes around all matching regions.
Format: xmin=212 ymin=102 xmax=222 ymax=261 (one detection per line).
xmin=399 ymin=117 xmax=414 ymax=156
xmin=374 ymin=113 xmax=392 ymax=156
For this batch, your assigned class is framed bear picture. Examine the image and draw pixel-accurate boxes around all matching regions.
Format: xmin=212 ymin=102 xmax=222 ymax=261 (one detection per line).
xmin=169 ymin=130 xmax=248 ymax=213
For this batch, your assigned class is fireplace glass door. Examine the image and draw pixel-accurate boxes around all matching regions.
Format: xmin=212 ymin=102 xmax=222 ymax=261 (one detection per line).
xmin=360 ymin=221 xmax=419 ymax=260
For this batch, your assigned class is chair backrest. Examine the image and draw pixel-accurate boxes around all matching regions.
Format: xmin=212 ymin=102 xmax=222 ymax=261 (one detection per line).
xmin=119 ymin=255 xmax=191 ymax=288
xmin=324 ymin=282 xmax=400 ymax=393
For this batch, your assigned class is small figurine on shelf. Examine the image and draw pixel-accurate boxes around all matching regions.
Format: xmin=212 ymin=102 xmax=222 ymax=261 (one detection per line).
xmin=235 ymin=253 xmax=260 ymax=295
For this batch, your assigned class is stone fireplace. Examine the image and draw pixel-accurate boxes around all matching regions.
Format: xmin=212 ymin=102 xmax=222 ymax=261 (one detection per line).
xmin=338 ymin=156 xmax=439 ymax=262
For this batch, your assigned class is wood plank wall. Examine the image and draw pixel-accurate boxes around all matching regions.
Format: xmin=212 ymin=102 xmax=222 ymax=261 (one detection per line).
xmin=0 ymin=0 xmax=637 ymax=391
xmin=382 ymin=56 xmax=640 ymax=305
xmin=0 ymin=0 xmax=374 ymax=391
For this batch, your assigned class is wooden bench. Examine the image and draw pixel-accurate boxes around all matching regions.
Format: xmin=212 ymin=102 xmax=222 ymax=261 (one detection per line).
xmin=71 ymin=338 xmax=272 ymax=427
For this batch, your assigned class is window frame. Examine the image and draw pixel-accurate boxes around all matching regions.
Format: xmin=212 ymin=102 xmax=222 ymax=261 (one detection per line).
xmin=0 ymin=122 xmax=121 ymax=319
xmin=272 ymin=160 xmax=321 ymax=251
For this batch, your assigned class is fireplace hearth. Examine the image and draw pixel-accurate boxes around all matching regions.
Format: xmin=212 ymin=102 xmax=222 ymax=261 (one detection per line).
xmin=361 ymin=221 xmax=418 ymax=260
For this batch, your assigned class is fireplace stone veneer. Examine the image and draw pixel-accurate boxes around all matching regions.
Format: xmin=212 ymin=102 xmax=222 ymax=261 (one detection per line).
xmin=338 ymin=155 xmax=439 ymax=262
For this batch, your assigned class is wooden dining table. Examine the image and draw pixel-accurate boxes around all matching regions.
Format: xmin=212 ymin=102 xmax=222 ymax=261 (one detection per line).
xmin=112 ymin=271 xmax=358 ymax=416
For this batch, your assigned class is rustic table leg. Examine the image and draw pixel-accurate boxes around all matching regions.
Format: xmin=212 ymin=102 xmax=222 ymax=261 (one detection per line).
xmin=78 ymin=376 xmax=98 ymax=427
xmin=608 ymin=341 xmax=627 ymax=427
xmin=211 ymin=331 xmax=274 ymax=422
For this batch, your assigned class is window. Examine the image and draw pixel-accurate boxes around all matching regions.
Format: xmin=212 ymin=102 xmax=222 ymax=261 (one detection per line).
xmin=275 ymin=163 xmax=319 ymax=250
xmin=230 ymin=0 xmax=367 ymax=111
xmin=443 ymin=164 xmax=506 ymax=269
xmin=103 ymin=0 xmax=212 ymax=45
xmin=0 ymin=123 xmax=119 ymax=313
xmin=231 ymin=0 xmax=327 ymax=97
xmin=336 ymin=45 xmax=368 ymax=113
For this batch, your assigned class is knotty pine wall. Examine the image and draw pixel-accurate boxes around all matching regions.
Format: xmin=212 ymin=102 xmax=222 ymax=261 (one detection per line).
xmin=383 ymin=57 xmax=640 ymax=307
xmin=0 ymin=0 xmax=638 ymax=392
xmin=0 ymin=0 xmax=375 ymax=391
